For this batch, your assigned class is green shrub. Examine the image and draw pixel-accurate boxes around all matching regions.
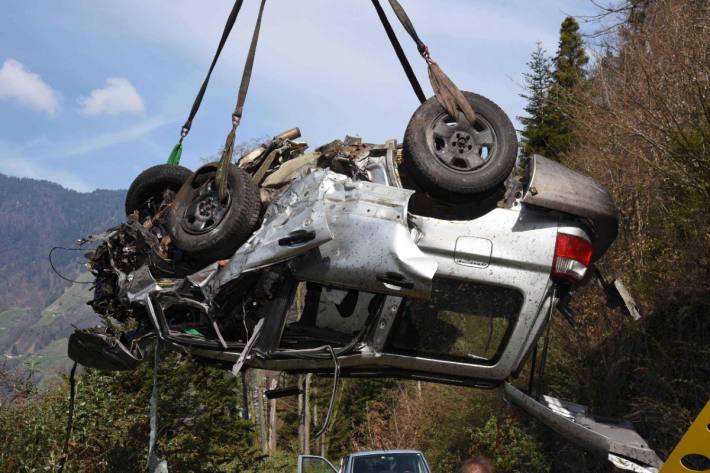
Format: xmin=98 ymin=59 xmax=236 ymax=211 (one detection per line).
xmin=468 ymin=415 xmax=551 ymax=473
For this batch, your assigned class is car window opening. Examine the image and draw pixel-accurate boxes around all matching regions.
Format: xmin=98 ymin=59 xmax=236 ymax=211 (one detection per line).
xmin=388 ymin=277 xmax=522 ymax=364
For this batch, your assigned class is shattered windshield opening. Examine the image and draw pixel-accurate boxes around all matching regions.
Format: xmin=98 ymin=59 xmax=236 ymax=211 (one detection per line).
xmin=280 ymin=283 xmax=382 ymax=351
xmin=388 ymin=277 xmax=522 ymax=364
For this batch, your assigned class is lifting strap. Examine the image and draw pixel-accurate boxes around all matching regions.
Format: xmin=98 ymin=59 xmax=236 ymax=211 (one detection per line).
xmin=57 ymin=362 xmax=77 ymax=473
xmin=169 ymin=0 xmax=470 ymax=169
xmin=373 ymin=0 xmax=476 ymax=125
xmin=216 ymin=0 xmax=267 ymax=200
xmin=371 ymin=0 xmax=426 ymax=104
xmin=166 ymin=0 xmax=246 ymax=165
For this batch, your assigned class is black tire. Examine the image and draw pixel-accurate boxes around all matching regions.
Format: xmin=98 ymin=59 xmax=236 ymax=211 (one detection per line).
xmin=403 ymin=91 xmax=517 ymax=199
xmin=125 ymin=164 xmax=192 ymax=219
xmin=167 ymin=163 xmax=261 ymax=264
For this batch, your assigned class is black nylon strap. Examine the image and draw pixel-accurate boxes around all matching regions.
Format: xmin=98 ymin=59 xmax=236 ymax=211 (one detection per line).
xmin=371 ymin=0 xmax=426 ymax=104
xmin=57 ymin=362 xmax=77 ymax=473
xmin=232 ymin=0 xmax=267 ymax=120
xmin=181 ymin=0 xmax=245 ymax=138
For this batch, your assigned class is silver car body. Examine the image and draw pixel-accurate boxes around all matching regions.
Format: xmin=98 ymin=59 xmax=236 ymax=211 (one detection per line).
xmin=122 ymin=145 xmax=613 ymax=387
xmin=81 ymin=141 xmax=665 ymax=469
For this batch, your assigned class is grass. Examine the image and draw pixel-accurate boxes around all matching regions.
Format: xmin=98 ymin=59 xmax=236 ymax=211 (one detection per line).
xmin=25 ymin=337 xmax=72 ymax=387
xmin=32 ymin=273 xmax=93 ymax=328
xmin=0 ymin=308 xmax=30 ymax=333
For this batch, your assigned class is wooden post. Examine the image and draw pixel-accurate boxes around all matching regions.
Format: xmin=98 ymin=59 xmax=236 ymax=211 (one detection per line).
xmin=304 ymin=374 xmax=311 ymax=454
xmin=313 ymin=385 xmax=319 ymax=455
xmin=298 ymin=374 xmax=312 ymax=454
xmin=256 ymin=371 xmax=268 ymax=453
xmin=268 ymin=375 xmax=278 ymax=452
xmin=298 ymin=374 xmax=305 ymax=453
xmin=241 ymin=370 xmax=249 ymax=420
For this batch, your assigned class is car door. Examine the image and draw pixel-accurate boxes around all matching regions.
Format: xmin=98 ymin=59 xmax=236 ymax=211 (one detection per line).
xmin=297 ymin=455 xmax=339 ymax=473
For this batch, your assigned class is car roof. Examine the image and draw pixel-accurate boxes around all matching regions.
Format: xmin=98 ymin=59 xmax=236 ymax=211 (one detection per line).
xmin=349 ymin=450 xmax=423 ymax=457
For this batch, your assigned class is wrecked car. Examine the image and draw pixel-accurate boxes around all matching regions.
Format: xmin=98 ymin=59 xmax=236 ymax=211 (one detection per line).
xmin=69 ymin=92 xmax=662 ymax=471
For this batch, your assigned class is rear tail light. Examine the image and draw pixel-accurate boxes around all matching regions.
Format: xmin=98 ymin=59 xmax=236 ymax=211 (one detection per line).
xmin=552 ymin=233 xmax=593 ymax=282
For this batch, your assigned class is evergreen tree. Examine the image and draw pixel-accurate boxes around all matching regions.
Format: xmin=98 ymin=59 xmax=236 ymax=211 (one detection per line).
xmin=0 ymin=352 xmax=264 ymax=472
xmin=554 ymin=17 xmax=589 ymax=90
xmin=543 ymin=16 xmax=589 ymax=161
xmin=519 ymin=42 xmax=553 ymax=157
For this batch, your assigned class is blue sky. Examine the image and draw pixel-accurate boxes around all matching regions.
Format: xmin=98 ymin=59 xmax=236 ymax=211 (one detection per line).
xmin=0 ymin=0 xmax=599 ymax=192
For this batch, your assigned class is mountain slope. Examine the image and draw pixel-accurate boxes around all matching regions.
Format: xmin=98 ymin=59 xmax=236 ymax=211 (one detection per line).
xmin=0 ymin=173 xmax=125 ymax=311
xmin=0 ymin=173 xmax=126 ymax=368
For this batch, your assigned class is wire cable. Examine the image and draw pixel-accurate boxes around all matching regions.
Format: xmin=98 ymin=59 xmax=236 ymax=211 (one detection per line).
xmin=313 ymin=345 xmax=340 ymax=439
xmin=48 ymin=246 xmax=93 ymax=285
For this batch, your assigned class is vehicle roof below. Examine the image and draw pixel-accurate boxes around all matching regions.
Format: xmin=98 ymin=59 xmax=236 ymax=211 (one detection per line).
xmin=349 ymin=450 xmax=423 ymax=457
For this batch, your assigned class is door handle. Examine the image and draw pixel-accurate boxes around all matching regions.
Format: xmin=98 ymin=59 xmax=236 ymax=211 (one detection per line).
xmin=376 ymin=271 xmax=414 ymax=289
xmin=278 ymin=229 xmax=316 ymax=247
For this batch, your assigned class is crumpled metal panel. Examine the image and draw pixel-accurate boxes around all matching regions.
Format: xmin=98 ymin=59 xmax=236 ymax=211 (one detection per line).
xmin=209 ymin=169 xmax=336 ymax=291
xmin=68 ymin=329 xmax=143 ymax=371
xmin=292 ymin=175 xmax=437 ymax=299
xmin=208 ymin=168 xmax=436 ymax=298
xmin=261 ymin=152 xmax=319 ymax=188
xmin=504 ymin=383 xmax=663 ymax=469
xmin=522 ymin=155 xmax=618 ymax=260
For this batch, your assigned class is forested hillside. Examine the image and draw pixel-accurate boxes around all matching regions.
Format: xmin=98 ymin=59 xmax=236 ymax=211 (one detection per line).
xmin=0 ymin=173 xmax=124 ymax=311
xmin=1 ymin=1 xmax=708 ymax=472
xmin=0 ymin=174 xmax=124 ymax=377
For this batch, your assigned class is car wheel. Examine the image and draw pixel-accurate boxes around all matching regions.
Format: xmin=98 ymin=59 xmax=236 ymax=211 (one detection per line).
xmin=403 ymin=91 xmax=517 ymax=199
xmin=125 ymin=164 xmax=192 ymax=219
xmin=167 ymin=162 xmax=261 ymax=264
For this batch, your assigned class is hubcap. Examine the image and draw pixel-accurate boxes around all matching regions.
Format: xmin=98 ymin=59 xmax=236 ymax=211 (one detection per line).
xmin=427 ymin=112 xmax=497 ymax=172
xmin=181 ymin=176 xmax=231 ymax=234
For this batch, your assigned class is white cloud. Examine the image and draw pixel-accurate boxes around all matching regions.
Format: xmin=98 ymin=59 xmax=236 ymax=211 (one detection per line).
xmin=0 ymin=114 xmax=166 ymax=191
xmin=78 ymin=77 xmax=145 ymax=116
xmin=58 ymin=117 xmax=165 ymax=157
xmin=0 ymin=59 xmax=61 ymax=115
xmin=0 ymin=154 xmax=92 ymax=192
xmin=66 ymin=0 xmax=587 ymax=142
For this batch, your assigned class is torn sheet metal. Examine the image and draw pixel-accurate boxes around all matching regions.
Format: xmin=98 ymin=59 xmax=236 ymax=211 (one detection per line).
xmin=261 ymin=152 xmax=319 ymax=188
xmin=291 ymin=175 xmax=437 ymax=299
xmin=504 ymin=383 xmax=663 ymax=470
xmin=209 ymin=168 xmax=436 ymax=299
xmin=608 ymin=454 xmax=659 ymax=473
xmin=209 ymin=169 xmax=336 ymax=292
xmin=68 ymin=329 xmax=143 ymax=371
xmin=595 ymin=266 xmax=642 ymax=321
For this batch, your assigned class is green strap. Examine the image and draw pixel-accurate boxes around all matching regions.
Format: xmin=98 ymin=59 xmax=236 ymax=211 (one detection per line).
xmin=166 ymin=143 xmax=183 ymax=165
